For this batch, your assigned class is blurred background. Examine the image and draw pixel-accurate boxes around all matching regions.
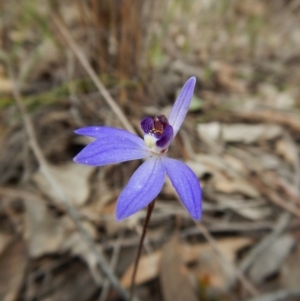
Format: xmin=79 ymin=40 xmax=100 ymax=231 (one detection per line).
xmin=1 ymin=0 xmax=300 ymax=300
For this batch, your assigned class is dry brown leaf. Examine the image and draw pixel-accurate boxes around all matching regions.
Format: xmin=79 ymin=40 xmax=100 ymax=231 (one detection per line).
xmin=33 ymin=260 xmax=98 ymax=301
xmin=60 ymin=221 xmax=102 ymax=284
xmin=249 ymin=234 xmax=295 ymax=284
xmin=186 ymin=160 xmax=211 ymax=178
xmin=33 ymin=163 xmax=95 ymax=207
xmin=195 ymin=154 xmax=249 ymax=179
xmin=0 ymin=238 xmax=27 ymax=301
xmin=26 ymin=193 xmax=104 ymax=284
xmin=24 ymin=39 xmax=61 ymax=81
xmin=159 ymin=238 xmax=198 ymax=301
xmin=100 ymin=201 xmax=125 ymax=236
xmin=182 ymin=237 xmax=253 ymax=264
xmin=234 ymin=109 xmax=300 ymax=133
xmin=223 ymin=154 xmax=249 ymax=175
xmin=211 ymin=61 xmax=246 ymax=93
xmin=222 ymin=124 xmax=283 ymax=144
xmin=197 ymin=122 xmax=222 ymax=143
xmin=120 ymin=237 xmax=252 ymax=288
xmin=214 ymin=172 xmax=260 ymax=198
xmin=0 ymin=78 xmax=13 ymax=93
xmin=60 ymin=2 xmax=83 ymax=26
xmin=199 ymin=121 xmax=282 ymax=147
xmin=236 ymin=0 xmax=266 ymax=17
xmin=82 ymin=199 xmax=124 ymax=236
xmin=27 ymin=194 xmax=103 ymax=284
xmin=121 ymin=251 xmax=161 ymax=288
xmin=255 ymin=152 xmax=282 ymax=170
xmin=258 ymin=83 xmax=295 ymax=110
xmin=25 ymin=197 xmax=73 ymax=257
xmin=192 ymin=237 xmax=253 ymax=292
xmin=276 ymin=137 xmax=298 ymax=165
xmin=0 ymin=234 xmax=13 ymax=256
xmin=25 ymin=193 xmax=101 ymax=283
xmin=213 ymin=195 xmax=271 ymax=221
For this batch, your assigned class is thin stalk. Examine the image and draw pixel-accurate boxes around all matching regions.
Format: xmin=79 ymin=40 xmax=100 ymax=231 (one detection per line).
xmin=129 ymin=200 xmax=155 ymax=301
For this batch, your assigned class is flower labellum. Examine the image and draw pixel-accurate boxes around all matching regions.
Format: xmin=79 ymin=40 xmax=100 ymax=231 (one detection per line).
xmin=73 ymin=77 xmax=202 ymax=220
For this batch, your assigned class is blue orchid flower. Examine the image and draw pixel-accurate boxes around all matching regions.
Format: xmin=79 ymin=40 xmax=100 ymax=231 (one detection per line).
xmin=73 ymin=77 xmax=202 ymax=221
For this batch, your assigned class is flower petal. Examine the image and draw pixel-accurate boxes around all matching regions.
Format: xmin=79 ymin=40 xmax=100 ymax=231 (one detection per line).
xmin=162 ymin=157 xmax=202 ymax=220
xmin=140 ymin=117 xmax=154 ymax=134
xmin=74 ymin=126 xmax=105 ymax=138
xmin=156 ymin=124 xmax=173 ymax=149
xmin=73 ymin=127 xmax=150 ymax=166
xmin=75 ymin=126 xmax=145 ymax=145
xmin=116 ymin=156 xmax=165 ymax=220
xmin=168 ymin=77 xmax=196 ymax=136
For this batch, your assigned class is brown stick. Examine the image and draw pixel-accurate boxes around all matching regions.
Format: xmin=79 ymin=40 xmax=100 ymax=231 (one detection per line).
xmin=51 ymin=12 xmax=136 ymax=134
xmin=129 ymin=201 xmax=156 ymax=301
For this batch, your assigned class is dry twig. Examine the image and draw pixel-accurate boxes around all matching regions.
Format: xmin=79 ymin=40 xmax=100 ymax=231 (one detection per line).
xmin=51 ymin=12 xmax=136 ymax=134
xmin=99 ymin=233 xmax=123 ymax=301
